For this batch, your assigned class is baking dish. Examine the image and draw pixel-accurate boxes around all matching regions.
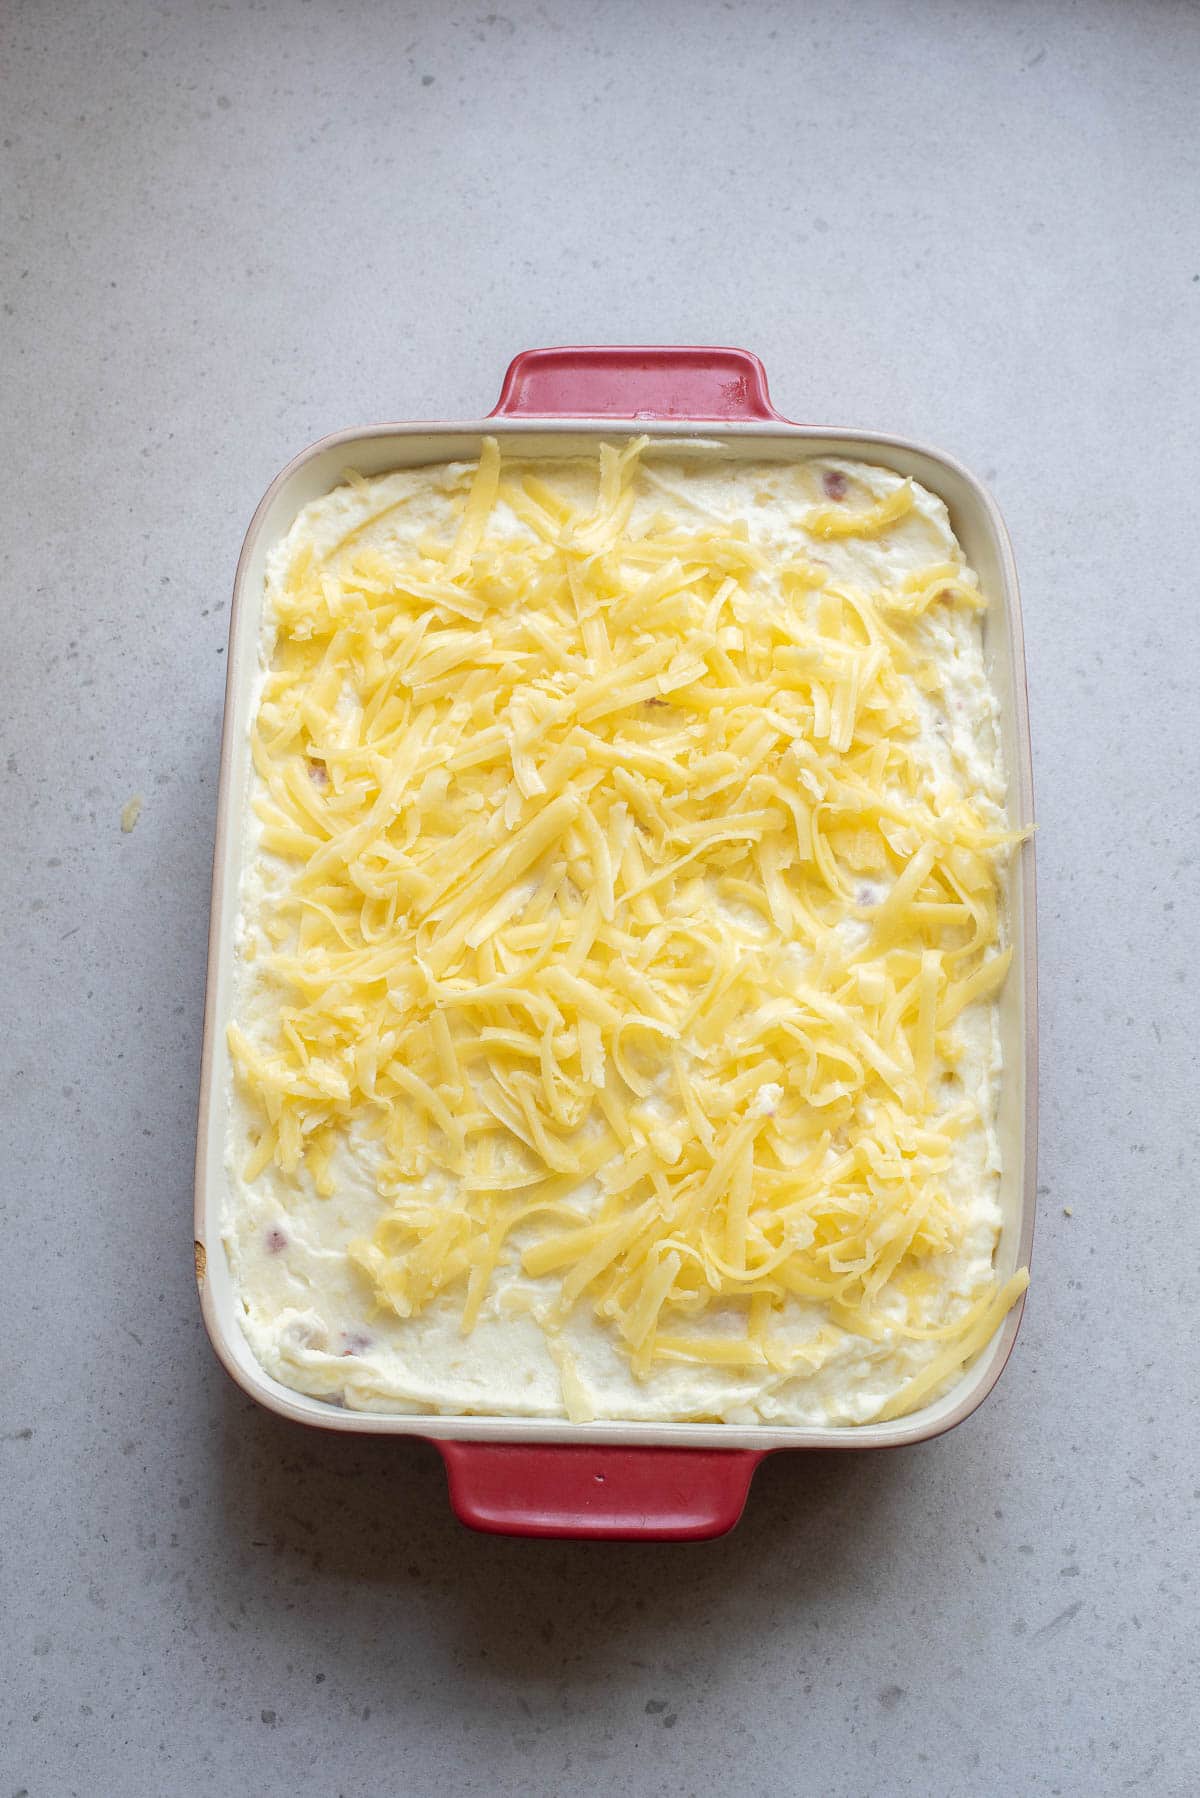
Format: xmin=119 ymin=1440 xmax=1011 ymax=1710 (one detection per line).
xmin=195 ymin=346 xmax=1037 ymax=1540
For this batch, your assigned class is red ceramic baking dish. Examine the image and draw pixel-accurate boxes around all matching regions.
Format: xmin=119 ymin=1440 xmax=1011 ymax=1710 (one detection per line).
xmin=195 ymin=347 xmax=1037 ymax=1540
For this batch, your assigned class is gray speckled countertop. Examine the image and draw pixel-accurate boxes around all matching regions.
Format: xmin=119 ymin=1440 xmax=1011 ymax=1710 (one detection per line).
xmin=3 ymin=2 xmax=1197 ymax=1793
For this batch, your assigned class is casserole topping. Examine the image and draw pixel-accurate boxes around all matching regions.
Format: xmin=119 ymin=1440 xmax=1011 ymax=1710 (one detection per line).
xmin=226 ymin=442 xmax=1027 ymax=1424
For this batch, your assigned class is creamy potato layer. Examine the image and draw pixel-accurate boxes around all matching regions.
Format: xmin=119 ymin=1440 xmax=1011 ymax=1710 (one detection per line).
xmin=224 ymin=444 xmax=1021 ymax=1425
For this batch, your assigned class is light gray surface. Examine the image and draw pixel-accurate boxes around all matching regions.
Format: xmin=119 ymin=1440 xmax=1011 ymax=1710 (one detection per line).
xmin=2 ymin=0 xmax=1196 ymax=1793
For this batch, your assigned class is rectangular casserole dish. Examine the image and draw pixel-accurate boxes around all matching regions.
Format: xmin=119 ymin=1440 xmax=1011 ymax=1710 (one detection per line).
xmin=195 ymin=346 xmax=1037 ymax=1539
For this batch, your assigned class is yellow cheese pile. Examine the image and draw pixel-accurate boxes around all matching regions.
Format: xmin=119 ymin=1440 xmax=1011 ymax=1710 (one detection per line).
xmin=231 ymin=440 xmax=1027 ymax=1421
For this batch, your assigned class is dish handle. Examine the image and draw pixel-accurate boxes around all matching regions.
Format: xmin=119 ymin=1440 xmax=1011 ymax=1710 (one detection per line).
xmin=438 ymin=1441 xmax=766 ymax=1541
xmin=490 ymin=345 xmax=785 ymax=422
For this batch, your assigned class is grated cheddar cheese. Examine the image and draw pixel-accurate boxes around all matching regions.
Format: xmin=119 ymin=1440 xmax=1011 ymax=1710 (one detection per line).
xmin=224 ymin=445 xmax=1027 ymax=1425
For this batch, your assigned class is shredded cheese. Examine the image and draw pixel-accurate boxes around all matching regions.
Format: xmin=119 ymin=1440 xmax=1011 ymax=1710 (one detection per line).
xmin=802 ymin=480 xmax=915 ymax=541
xmin=231 ymin=441 xmax=1027 ymax=1421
